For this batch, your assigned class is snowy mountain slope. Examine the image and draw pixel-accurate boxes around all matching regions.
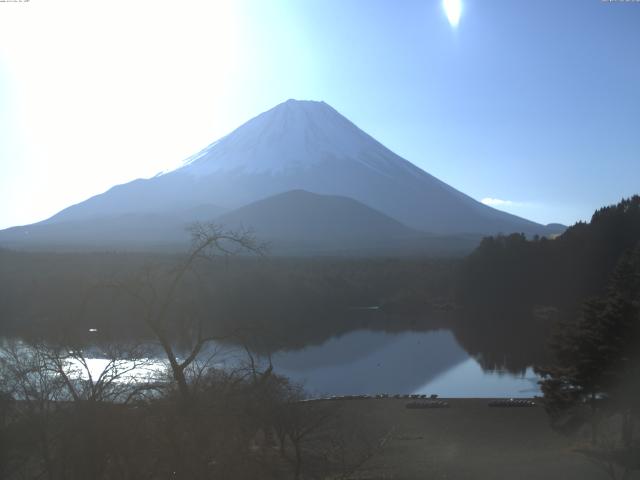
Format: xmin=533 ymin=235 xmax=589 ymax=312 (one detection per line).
xmin=181 ymin=99 xmax=422 ymax=177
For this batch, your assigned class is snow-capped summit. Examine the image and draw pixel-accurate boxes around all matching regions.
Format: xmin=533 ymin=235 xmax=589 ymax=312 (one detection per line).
xmin=179 ymin=99 xmax=418 ymax=178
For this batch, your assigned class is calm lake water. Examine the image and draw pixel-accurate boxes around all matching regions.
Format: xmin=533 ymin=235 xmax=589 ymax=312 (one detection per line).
xmin=269 ymin=329 xmax=540 ymax=398
xmin=5 ymin=328 xmax=540 ymax=398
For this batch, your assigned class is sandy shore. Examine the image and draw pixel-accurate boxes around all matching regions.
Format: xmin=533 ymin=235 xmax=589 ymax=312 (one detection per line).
xmin=326 ymin=398 xmax=617 ymax=480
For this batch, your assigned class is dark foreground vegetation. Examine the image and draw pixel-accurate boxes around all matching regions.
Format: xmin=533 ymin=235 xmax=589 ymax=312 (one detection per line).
xmin=0 ymin=339 xmax=388 ymax=480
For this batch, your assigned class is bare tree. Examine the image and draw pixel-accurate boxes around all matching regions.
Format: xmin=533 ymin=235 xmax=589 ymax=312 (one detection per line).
xmin=0 ymin=338 xmax=159 ymax=480
xmin=110 ymin=222 xmax=265 ymax=400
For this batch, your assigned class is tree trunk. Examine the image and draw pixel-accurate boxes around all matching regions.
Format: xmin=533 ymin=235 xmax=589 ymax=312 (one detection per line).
xmin=590 ymin=392 xmax=599 ymax=444
xmin=294 ymin=441 xmax=302 ymax=480
xmin=171 ymin=361 xmax=190 ymax=401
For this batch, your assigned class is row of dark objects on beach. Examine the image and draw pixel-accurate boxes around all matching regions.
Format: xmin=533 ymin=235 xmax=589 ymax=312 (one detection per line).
xmin=406 ymin=398 xmax=537 ymax=409
xmin=405 ymin=400 xmax=450 ymax=409
xmin=326 ymin=393 xmax=439 ymax=401
xmin=299 ymin=395 xmax=537 ymax=408
xmin=300 ymin=393 xmax=439 ymax=402
xmin=488 ymin=399 xmax=536 ymax=408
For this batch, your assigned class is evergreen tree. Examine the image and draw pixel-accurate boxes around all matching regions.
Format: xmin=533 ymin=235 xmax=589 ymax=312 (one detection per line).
xmin=537 ymin=244 xmax=640 ymax=475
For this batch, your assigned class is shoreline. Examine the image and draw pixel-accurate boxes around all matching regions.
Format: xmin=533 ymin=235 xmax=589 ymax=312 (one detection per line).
xmin=304 ymin=397 xmax=609 ymax=479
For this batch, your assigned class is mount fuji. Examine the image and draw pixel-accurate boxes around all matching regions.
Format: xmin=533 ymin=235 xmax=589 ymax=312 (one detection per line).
xmin=0 ymin=99 xmax=563 ymax=253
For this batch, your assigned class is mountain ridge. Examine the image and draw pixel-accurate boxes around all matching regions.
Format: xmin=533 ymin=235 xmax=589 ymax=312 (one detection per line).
xmin=1 ymin=99 xmax=565 ymax=252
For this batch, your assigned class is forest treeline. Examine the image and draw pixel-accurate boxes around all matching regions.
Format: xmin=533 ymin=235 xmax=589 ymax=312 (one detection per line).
xmin=452 ymin=196 xmax=640 ymax=372
xmin=0 ymin=249 xmax=457 ymax=352
xmin=458 ymin=195 xmax=640 ymax=312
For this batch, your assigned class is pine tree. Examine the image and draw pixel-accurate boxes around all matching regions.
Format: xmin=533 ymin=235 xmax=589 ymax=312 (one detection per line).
xmin=537 ymin=244 xmax=640 ymax=475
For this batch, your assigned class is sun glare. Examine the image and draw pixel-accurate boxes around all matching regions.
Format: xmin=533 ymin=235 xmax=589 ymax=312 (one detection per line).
xmin=443 ymin=0 xmax=462 ymax=28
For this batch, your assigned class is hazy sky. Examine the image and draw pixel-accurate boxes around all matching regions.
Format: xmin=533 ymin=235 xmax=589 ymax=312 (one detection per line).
xmin=0 ymin=0 xmax=638 ymax=229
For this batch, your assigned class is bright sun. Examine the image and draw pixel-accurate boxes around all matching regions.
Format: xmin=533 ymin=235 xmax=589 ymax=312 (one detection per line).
xmin=443 ymin=0 xmax=462 ymax=28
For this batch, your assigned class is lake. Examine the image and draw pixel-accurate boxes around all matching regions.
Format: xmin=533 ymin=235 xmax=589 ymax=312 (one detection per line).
xmin=269 ymin=329 xmax=540 ymax=398
xmin=2 ymin=328 xmax=541 ymax=399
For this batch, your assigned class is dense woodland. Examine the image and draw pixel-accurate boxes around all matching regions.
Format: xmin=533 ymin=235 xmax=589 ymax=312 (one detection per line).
xmin=459 ymin=195 xmax=640 ymax=311
xmin=454 ymin=196 xmax=640 ymax=371
xmin=0 ymin=250 xmax=457 ymax=351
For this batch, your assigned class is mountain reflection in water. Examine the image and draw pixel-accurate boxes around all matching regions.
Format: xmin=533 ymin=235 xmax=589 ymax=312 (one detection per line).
xmin=270 ymin=330 xmax=540 ymax=397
